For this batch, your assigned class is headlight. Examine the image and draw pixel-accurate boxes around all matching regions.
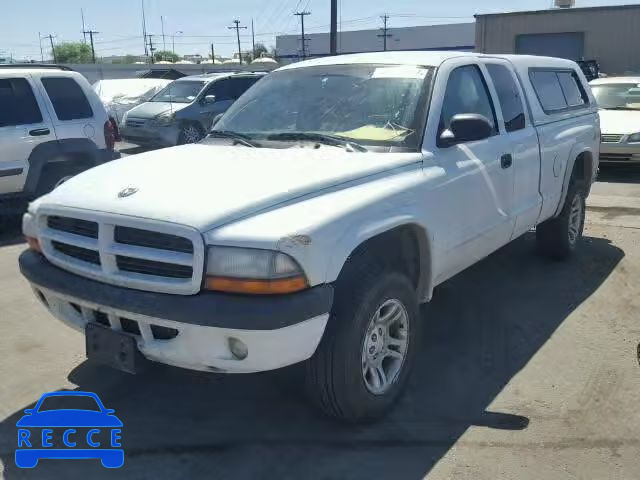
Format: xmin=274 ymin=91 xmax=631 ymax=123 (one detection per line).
xmin=150 ymin=112 xmax=176 ymax=126
xmin=205 ymin=246 xmax=308 ymax=294
xmin=627 ymin=133 xmax=640 ymax=143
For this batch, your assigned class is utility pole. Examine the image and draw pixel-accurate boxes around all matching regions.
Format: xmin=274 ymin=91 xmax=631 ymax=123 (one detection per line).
xmin=210 ymin=43 xmax=215 ymax=63
xmin=161 ymin=15 xmax=166 ymax=52
xmin=141 ymin=0 xmax=148 ymax=58
xmin=81 ymin=9 xmax=87 ymax=43
xmin=377 ymin=14 xmax=392 ymax=51
xmin=38 ymin=32 xmax=44 ymax=62
xmin=146 ymin=34 xmax=156 ymax=64
xmin=227 ymin=20 xmax=247 ymax=65
xmin=251 ymin=19 xmax=256 ymax=61
xmin=83 ymin=30 xmax=99 ymax=64
xmin=294 ymin=11 xmax=311 ymax=60
xmin=329 ymin=0 xmax=337 ymax=55
xmin=46 ymin=35 xmax=57 ymax=63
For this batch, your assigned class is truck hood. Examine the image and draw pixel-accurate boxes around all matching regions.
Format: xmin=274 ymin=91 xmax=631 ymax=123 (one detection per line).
xmin=39 ymin=144 xmax=421 ymax=231
xmin=598 ymin=109 xmax=640 ymax=135
xmin=126 ymin=101 xmax=190 ymax=119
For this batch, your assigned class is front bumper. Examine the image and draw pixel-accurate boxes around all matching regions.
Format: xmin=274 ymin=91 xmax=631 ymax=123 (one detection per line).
xmin=599 ymin=143 xmax=640 ymax=164
xmin=120 ymin=124 xmax=180 ymax=147
xmin=20 ymin=250 xmax=333 ymax=373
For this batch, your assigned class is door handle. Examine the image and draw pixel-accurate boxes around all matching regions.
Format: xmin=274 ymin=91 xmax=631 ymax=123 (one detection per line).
xmin=29 ymin=128 xmax=50 ymax=136
xmin=500 ymin=153 xmax=513 ymax=169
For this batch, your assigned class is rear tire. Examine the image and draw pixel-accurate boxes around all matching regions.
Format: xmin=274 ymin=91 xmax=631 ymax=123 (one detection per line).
xmin=305 ymin=268 xmax=420 ymax=422
xmin=536 ymin=179 xmax=586 ymax=260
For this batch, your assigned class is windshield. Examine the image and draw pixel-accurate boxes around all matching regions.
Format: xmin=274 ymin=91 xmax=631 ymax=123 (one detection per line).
xmin=150 ymin=80 xmax=205 ymax=103
xmin=37 ymin=395 xmax=101 ymax=412
xmin=213 ymin=64 xmax=433 ymax=150
xmin=591 ymin=83 xmax=640 ymax=110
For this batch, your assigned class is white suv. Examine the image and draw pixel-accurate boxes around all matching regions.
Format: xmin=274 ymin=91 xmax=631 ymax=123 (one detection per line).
xmin=0 ymin=65 xmax=119 ymax=214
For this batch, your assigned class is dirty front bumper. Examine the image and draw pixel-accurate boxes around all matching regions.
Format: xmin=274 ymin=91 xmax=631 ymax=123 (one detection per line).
xmin=19 ymin=250 xmax=333 ymax=373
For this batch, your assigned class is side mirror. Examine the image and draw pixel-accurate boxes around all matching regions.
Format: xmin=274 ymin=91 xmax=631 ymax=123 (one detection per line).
xmin=23 ymin=409 xmax=34 ymax=415
xmin=105 ymin=409 xmax=115 ymax=414
xmin=439 ymin=113 xmax=493 ymax=147
xmin=202 ymin=95 xmax=216 ymax=105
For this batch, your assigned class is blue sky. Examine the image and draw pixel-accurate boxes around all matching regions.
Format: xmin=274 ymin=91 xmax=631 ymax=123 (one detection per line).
xmin=0 ymin=0 xmax=637 ymax=60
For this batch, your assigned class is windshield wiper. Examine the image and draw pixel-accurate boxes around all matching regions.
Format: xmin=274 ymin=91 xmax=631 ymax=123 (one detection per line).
xmin=208 ymin=130 xmax=259 ymax=148
xmin=266 ymin=132 xmax=368 ymax=152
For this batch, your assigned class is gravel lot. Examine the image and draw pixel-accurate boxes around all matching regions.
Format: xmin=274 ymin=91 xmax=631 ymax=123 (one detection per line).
xmin=0 ymin=164 xmax=638 ymax=479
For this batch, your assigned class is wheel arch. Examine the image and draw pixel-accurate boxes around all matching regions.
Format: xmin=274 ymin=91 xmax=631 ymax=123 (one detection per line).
xmin=327 ymin=219 xmax=434 ymax=303
xmin=554 ymin=147 xmax=595 ymax=218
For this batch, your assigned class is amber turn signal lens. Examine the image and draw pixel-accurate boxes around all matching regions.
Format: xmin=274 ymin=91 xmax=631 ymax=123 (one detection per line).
xmin=206 ymin=275 xmax=308 ymax=295
xmin=26 ymin=236 xmax=42 ymax=253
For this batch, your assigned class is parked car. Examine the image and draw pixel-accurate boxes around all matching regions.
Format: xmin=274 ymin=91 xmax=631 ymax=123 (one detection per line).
xmin=20 ymin=52 xmax=598 ymax=422
xmin=93 ymin=78 xmax=171 ymax=127
xmin=590 ymin=76 xmax=640 ymax=164
xmin=0 ymin=65 xmax=119 ymax=215
xmin=120 ymin=72 xmax=265 ymax=147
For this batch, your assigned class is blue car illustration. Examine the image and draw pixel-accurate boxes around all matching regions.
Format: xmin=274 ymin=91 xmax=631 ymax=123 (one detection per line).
xmin=15 ymin=391 xmax=123 ymax=468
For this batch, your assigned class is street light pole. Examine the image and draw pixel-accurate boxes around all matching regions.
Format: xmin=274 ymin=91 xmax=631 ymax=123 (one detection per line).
xmin=172 ymin=30 xmax=183 ymax=57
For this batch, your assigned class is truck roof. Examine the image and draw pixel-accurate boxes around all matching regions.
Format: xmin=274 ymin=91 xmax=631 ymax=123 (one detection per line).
xmin=277 ymin=51 xmax=580 ymax=71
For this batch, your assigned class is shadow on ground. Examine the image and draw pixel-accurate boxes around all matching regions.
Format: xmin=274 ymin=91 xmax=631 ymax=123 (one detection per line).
xmin=0 ymin=215 xmax=24 ymax=248
xmin=0 ymin=234 xmax=624 ymax=479
xmin=597 ymin=164 xmax=640 ymax=184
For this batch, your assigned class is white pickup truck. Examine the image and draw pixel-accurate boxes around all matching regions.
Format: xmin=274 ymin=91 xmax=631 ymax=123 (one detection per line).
xmin=20 ymin=52 xmax=599 ymax=422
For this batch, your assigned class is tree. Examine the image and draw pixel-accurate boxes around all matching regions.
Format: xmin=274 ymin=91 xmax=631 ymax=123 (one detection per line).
xmin=254 ymin=42 xmax=268 ymax=59
xmin=53 ymin=42 xmax=92 ymax=64
xmin=154 ymin=50 xmax=179 ymax=63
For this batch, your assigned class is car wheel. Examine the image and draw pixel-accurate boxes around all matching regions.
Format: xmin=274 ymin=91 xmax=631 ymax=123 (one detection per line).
xmin=536 ymin=178 xmax=586 ymax=260
xmin=305 ymin=270 xmax=420 ymax=422
xmin=178 ymin=123 xmax=204 ymax=144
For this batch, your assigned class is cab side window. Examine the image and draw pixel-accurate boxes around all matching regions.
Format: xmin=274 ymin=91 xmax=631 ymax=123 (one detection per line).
xmin=204 ymin=79 xmax=232 ymax=101
xmin=438 ymin=65 xmax=498 ymax=140
xmin=486 ymin=64 xmax=526 ymax=132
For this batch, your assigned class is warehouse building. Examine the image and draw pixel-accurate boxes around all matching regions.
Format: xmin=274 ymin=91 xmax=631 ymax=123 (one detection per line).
xmin=475 ymin=3 xmax=640 ymax=75
xmin=276 ymin=22 xmax=475 ymax=64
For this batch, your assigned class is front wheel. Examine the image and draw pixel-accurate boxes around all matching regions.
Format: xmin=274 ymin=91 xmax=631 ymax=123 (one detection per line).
xmin=536 ymin=179 xmax=586 ymax=260
xmin=178 ymin=123 xmax=204 ymax=145
xmin=305 ymin=271 xmax=420 ymax=422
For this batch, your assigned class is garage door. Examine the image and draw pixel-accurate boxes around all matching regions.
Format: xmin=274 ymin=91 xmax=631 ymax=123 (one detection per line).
xmin=515 ymin=32 xmax=584 ymax=60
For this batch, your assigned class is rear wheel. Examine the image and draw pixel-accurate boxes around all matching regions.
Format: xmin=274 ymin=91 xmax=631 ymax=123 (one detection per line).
xmin=305 ymin=269 xmax=420 ymax=422
xmin=178 ymin=123 xmax=205 ymax=144
xmin=536 ymin=179 xmax=586 ymax=260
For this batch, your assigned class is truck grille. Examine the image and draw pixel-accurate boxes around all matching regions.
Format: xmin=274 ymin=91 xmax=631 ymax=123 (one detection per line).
xmin=601 ymin=134 xmax=624 ymax=143
xmin=39 ymin=211 xmax=204 ymax=295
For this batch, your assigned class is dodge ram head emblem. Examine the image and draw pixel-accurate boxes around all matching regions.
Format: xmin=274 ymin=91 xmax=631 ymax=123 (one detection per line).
xmin=117 ymin=187 xmax=138 ymax=198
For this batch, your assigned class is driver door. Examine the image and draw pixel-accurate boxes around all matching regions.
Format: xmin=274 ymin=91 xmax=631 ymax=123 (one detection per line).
xmin=424 ymin=60 xmax=515 ymax=283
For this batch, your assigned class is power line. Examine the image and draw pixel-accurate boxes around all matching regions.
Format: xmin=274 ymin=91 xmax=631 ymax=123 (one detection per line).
xmin=83 ymin=30 xmax=99 ymax=63
xmin=227 ymin=19 xmax=247 ymax=64
xmin=377 ymin=14 xmax=392 ymax=51
xmin=294 ymin=11 xmax=311 ymax=59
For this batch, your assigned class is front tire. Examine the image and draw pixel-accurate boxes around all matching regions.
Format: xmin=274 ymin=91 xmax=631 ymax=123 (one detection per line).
xmin=178 ymin=123 xmax=204 ymax=145
xmin=536 ymin=179 xmax=586 ymax=260
xmin=305 ymin=271 xmax=420 ymax=422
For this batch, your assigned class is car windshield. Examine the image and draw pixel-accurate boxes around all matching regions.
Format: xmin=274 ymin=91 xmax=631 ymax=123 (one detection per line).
xmin=213 ymin=64 xmax=433 ymax=150
xmin=150 ymin=80 xmax=205 ymax=103
xmin=37 ymin=395 xmax=101 ymax=412
xmin=591 ymin=83 xmax=640 ymax=110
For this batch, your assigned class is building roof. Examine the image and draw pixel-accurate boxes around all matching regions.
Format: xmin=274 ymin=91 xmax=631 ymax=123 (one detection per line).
xmin=475 ymin=3 xmax=640 ymax=18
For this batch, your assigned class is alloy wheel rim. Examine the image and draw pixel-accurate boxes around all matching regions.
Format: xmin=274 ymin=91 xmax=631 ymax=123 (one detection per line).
xmin=183 ymin=126 xmax=201 ymax=143
xmin=361 ymin=298 xmax=409 ymax=395
xmin=568 ymin=194 xmax=583 ymax=246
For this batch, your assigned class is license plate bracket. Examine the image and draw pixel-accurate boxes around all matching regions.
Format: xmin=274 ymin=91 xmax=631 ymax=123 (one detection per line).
xmin=85 ymin=323 xmax=138 ymax=374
